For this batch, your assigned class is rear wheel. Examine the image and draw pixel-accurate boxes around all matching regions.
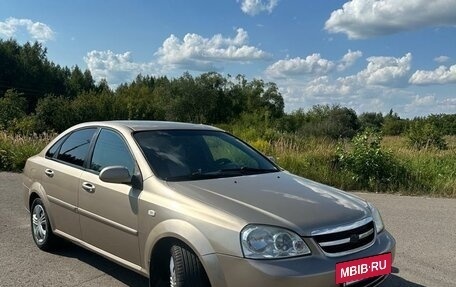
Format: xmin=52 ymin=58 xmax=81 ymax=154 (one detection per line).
xmin=30 ymin=198 xmax=57 ymax=251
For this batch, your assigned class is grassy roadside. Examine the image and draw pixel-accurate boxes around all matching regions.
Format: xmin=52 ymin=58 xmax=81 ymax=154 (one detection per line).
xmin=0 ymin=131 xmax=55 ymax=171
xmin=1 ymin=130 xmax=455 ymax=197
xmin=244 ymin=134 xmax=456 ymax=198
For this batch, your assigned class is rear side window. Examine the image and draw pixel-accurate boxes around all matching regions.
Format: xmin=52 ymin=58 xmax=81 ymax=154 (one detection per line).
xmin=90 ymin=129 xmax=135 ymax=175
xmin=45 ymin=135 xmax=68 ymax=158
xmin=57 ymin=128 xmax=96 ymax=167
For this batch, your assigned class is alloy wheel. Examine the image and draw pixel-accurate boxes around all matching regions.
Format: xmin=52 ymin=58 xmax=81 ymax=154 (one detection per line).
xmin=32 ymin=204 xmax=47 ymax=243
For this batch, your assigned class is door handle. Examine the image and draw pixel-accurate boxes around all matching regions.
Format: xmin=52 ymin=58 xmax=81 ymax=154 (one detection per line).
xmin=44 ymin=169 xmax=54 ymax=177
xmin=82 ymin=182 xmax=95 ymax=193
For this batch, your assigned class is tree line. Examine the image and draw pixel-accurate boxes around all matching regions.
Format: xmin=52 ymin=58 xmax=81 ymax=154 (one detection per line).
xmin=1 ymin=39 xmax=455 ymax=141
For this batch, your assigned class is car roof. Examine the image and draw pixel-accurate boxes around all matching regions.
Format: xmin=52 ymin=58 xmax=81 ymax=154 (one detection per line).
xmin=80 ymin=120 xmax=223 ymax=132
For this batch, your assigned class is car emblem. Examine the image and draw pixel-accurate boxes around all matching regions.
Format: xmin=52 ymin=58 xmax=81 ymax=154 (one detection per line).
xmin=349 ymin=234 xmax=359 ymax=243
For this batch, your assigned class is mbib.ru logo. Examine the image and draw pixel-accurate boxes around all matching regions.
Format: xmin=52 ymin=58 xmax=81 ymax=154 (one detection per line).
xmin=336 ymin=253 xmax=392 ymax=284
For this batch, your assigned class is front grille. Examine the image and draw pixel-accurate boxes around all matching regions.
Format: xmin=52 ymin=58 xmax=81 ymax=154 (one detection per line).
xmin=314 ymin=220 xmax=375 ymax=255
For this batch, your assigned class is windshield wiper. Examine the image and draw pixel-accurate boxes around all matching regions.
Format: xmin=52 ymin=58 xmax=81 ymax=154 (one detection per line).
xmin=165 ymin=167 xmax=278 ymax=181
xmin=165 ymin=170 xmax=223 ymax=181
xmin=219 ymin=167 xmax=278 ymax=174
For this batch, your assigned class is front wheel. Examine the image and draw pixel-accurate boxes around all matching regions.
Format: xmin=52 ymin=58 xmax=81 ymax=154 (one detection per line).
xmin=150 ymin=242 xmax=210 ymax=287
xmin=30 ymin=198 xmax=57 ymax=251
xmin=169 ymin=243 xmax=210 ymax=287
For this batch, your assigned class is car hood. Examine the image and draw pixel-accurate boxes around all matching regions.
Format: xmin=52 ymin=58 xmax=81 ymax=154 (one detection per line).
xmin=166 ymin=171 xmax=370 ymax=236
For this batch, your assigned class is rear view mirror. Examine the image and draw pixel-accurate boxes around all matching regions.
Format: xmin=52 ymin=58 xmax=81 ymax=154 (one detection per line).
xmin=99 ymin=166 xmax=132 ymax=184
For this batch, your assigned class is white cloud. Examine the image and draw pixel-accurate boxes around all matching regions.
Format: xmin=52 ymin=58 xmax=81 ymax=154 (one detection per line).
xmin=434 ymin=56 xmax=450 ymax=63
xmin=279 ymin=77 xmax=395 ymax=115
xmin=265 ymin=54 xmax=336 ymax=78
xmin=238 ymin=0 xmax=279 ymax=16
xmin=271 ymin=52 xmax=453 ymax=117
xmin=266 ymin=50 xmax=363 ymax=78
xmin=0 ymin=17 xmax=54 ymax=42
xmin=404 ymin=94 xmax=456 ymax=116
xmin=155 ymin=28 xmax=270 ymax=71
xmin=84 ymin=50 xmax=159 ymax=88
xmin=338 ymin=50 xmax=363 ymax=71
xmin=346 ymin=53 xmax=413 ymax=87
xmin=411 ymin=94 xmax=436 ymax=106
xmin=409 ymin=65 xmax=456 ymax=85
xmin=304 ymin=76 xmax=353 ymax=97
xmin=325 ymin=0 xmax=456 ymax=39
xmin=272 ymin=53 xmax=416 ymax=116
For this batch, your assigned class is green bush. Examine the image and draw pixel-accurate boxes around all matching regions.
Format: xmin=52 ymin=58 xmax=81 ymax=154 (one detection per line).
xmin=336 ymin=130 xmax=405 ymax=191
xmin=407 ymin=122 xmax=447 ymax=150
xmin=7 ymin=115 xmax=40 ymax=135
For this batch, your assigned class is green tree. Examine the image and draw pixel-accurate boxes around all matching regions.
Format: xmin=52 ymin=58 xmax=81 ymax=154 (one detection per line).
xmin=0 ymin=39 xmax=98 ymax=113
xmin=422 ymin=114 xmax=456 ymax=136
xmin=359 ymin=112 xmax=384 ymax=132
xmin=382 ymin=109 xmax=407 ymax=135
xmin=295 ymin=105 xmax=360 ymax=139
xmin=35 ymin=95 xmax=73 ymax=132
xmin=65 ymin=66 xmax=96 ymax=98
xmin=0 ymin=89 xmax=27 ymax=128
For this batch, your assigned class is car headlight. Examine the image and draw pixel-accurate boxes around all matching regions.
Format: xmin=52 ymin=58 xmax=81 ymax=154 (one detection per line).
xmin=241 ymin=225 xmax=311 ymax=259
xmin=368 ymin=203 xmax=384 ymax=233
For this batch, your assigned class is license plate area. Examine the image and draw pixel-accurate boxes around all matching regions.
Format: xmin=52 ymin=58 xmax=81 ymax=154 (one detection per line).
xmin=336 ymin=253 xmax=392 ymax=285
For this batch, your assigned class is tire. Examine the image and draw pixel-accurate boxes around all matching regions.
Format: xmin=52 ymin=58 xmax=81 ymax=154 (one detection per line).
xmin=150 ymin=242 xmax=210 ymax=287
xmin=30 ymin=198 xmax=57 ymax=251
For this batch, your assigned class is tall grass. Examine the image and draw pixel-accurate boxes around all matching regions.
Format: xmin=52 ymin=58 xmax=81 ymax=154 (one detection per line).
xmin=382 ymin=136 xmax=456 ymax=197
xmin=0 ymin=131 xmax=54 ymax=171
xmin=247 ymin=134 xmax=456 ymax=197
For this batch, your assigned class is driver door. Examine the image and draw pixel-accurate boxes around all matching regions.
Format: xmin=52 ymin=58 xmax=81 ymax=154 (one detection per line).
xmin=78 ymin=128 xmax=141 ymax=265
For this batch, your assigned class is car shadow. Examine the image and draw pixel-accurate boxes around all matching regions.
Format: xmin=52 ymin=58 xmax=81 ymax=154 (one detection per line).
xmin=380 ymin=267 xmax=426 ymax=287
xmin=50 ymin=241 xmax=148 ymax=287
xmin=50 ymin=245 xmax=426 ymax=287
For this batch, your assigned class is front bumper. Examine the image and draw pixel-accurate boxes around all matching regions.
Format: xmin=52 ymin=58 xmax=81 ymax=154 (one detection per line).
xmin=202 ymin=230 xmax=395 ymax=287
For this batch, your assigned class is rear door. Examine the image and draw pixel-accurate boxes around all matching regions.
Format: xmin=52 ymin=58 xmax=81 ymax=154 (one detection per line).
xmin=41 ymin=128 xmax=97 ymax=239
xmin=78 ymin=128 xmax=141 ymax=265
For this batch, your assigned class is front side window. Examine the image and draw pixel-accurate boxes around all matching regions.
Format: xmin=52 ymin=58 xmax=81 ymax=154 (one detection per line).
xmin=134 ymin=130 xmax=278 ymax=181
xmin=57 ymin=128 xmax=96 ymax=167
xmin=90 ymin=129 xmax=135 ymax=175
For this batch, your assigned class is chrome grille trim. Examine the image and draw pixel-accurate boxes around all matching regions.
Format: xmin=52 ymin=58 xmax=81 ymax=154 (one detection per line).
xmin=319 ymin=237 xmax=350 ymax=247
xmin=318 ymin=229 xmax=374 ymax=247
xmin=312 ymin=219 xmax=376 ymax=257
xmin=359 ymin=228 xmax=374 ymax=239
xmin=310 ymin=217 xmax=373 ymax=236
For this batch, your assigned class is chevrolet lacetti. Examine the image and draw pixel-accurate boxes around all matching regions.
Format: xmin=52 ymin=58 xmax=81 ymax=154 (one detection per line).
xmin=23 ymin=121 xmax=395 ymax=287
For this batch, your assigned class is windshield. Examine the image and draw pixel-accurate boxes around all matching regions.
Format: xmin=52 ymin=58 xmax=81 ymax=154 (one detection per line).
xmin=134 ymin=130 xmax=278 ymax=181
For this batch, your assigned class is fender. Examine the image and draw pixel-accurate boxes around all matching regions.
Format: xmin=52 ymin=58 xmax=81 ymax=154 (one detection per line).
xmin=144 ymin=219 xmax=215 ymax=265
xmin=25 ymin=181 xmax=58 ymax=231
xmin=143 ymin=219 xmax=228 ymax=287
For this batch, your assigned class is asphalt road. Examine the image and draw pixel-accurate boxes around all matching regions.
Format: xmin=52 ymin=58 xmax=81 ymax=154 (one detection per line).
xmin=1 ymin=172 xmax=455 ymax=287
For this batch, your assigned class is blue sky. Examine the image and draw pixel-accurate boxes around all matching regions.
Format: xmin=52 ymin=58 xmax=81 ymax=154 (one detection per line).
xmin=1 ymin=0 xmax=455 ymax=118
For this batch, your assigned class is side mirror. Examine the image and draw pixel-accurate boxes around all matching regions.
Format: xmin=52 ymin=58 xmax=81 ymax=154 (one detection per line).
xmin=99 ymin=166 xmax=132 ymax=184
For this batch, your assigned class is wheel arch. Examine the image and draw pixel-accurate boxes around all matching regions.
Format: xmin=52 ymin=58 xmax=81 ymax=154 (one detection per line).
xmin=145 ymin=219 xmax=215 ymax=267
xmin=145 ymin=219 xmax=225 ymax=286
xmin=26 ymin=182 xmax=56 ymax=231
